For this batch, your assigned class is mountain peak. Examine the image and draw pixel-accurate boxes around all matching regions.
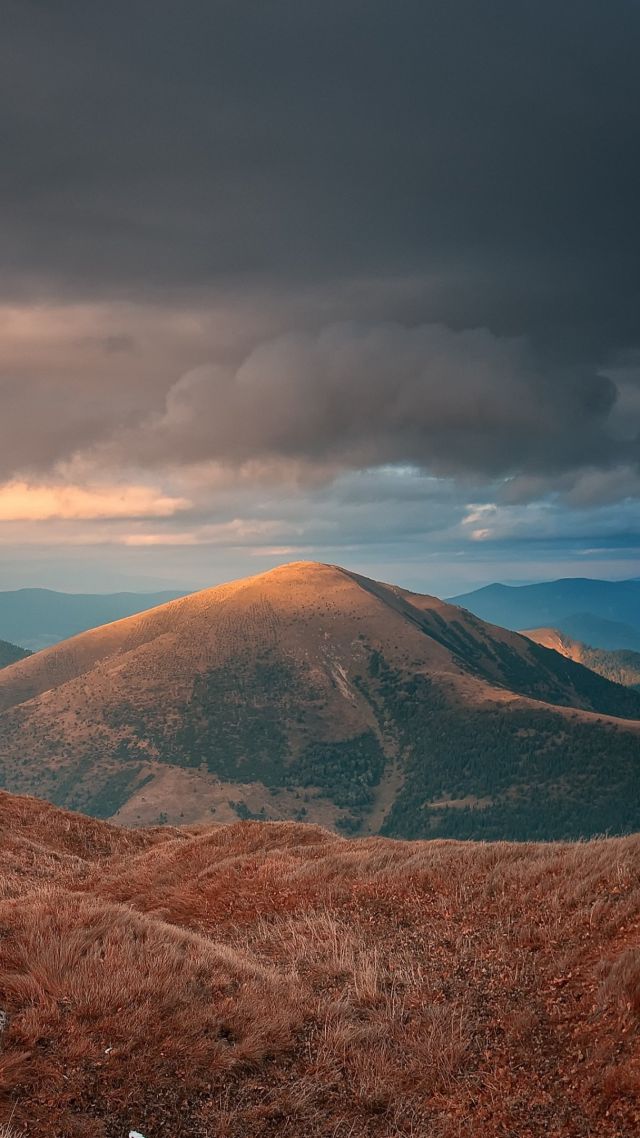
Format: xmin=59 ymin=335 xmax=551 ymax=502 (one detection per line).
xmin=241 ymin=559 xmax=345 ymax=583
xmin=266 ymin=559 xmax=336 ymax=572
xmin=1 ymin=565 xmax=639 ymax=839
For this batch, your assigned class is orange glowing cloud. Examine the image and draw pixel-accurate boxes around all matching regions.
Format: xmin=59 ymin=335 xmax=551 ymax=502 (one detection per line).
xmin=0 ymin=481 xmax=191 ymax=522
xmin=121 ymin=519 xmax=294 ymax=547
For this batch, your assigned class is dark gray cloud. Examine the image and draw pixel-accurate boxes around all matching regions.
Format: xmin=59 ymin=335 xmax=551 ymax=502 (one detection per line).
xmin=129 ymin=322 xmax=634 ymax=482
xmin=1 ymin=1 xmax=639 ymax=589
xmin=2 ymin=2 xmax=640 ymax=350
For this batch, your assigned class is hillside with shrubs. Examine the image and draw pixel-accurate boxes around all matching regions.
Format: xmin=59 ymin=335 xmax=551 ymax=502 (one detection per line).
xmin=0 ymin=563 xmax=639 ymax=840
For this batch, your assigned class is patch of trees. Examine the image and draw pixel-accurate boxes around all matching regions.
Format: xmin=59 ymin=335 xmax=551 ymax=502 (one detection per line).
xmin=578 ymin=646 xmax=640 ymax=692
xmin=291 ymin=731 xmax=386 ymax=813
xmin=523 ymin=641 xmax=640 ymax=718
xmin=170 ymin=655 xmax=299 ymax=783
xmin=374 ymin=665 xmax=640 ymax=840
xmin=83 ymin=768 xmax=153 ymax=819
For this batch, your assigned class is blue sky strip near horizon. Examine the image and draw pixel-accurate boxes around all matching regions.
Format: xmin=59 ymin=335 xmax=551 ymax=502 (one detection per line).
xmin=1 ymin=2 xmax=639 ymax=595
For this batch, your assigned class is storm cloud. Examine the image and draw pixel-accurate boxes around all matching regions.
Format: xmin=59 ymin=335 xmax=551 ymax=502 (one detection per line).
xmin=1 ymin=1 xmax=639 ymax=587
xmin=1 ymin=2 xmax=639 ymax=340
xmin=132 ymin=322 xmax=629 ymax=481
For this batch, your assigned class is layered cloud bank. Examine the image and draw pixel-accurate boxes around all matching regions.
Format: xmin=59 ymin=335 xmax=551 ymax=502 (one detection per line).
xmin=0 ymin=2 xmax=639 ymax=588
xmin=134 ymin=323 xmax=629 ymax=481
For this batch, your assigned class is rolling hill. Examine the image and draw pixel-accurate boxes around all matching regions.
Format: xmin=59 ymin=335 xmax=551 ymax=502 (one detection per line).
xmin=1 ymin=790 xmax=639 ymax=1137
xmin=523 ymin=628 xmax=640 ymax=691
xmin=0 ymin=638 xmax=30 ymax=670
xmin=0 ymin=586 xmax=185 ymax=650
xmin=0 ymin=562 xmax=639 ymax=841
xmin=449 ymin=578 xmax=640 ymax=651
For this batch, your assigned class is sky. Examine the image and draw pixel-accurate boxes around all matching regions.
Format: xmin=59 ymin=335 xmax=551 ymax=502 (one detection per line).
xmin=1 ymin=0 xmax=639 ymax=596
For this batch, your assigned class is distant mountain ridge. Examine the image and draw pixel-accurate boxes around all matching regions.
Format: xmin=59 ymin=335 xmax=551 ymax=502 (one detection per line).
xmin=0 ymin=562 xmax=639 ymax=842
xmin=557 ymin=613 xmax=640 ymax=652
xmin=449 ymin=577 xmax=640 ymax=651
xmin=0 ymin=587 xmax=186 ymax=650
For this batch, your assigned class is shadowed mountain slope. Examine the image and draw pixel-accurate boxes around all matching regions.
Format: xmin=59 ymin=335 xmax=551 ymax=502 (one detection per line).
xmin=523 ymin=628 xmax=640 ymax=691
xmin=0 ymin=639 xmax=30 ymax=670
xmin=0 ymin=562 xmax=639 ymax=840
xmin=0 ymin=790 xmax=639 ymax=1138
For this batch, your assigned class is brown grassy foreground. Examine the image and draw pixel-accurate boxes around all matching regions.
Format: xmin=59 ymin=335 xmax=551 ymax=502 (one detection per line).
xmin=0 ymin=791 xmax=638 ymax=1136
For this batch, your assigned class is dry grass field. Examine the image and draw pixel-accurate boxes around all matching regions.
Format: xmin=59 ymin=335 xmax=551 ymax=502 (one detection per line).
xmin=0 ymin=790 xmax=638 ymax=1136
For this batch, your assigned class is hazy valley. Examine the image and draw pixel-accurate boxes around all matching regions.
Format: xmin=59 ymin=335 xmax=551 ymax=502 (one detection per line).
xmin=450 ymin=579 xmax=640 ymax=653
xmin=0 ymin=588 xmax=185 ymax=652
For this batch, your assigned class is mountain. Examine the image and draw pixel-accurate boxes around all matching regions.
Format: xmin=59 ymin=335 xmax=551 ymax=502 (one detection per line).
xmin=2 ymin=790 xmax=638 ymax=1138
xmin=557 ymin=612 xmax=640 ymax=652
xmin=448 ymin=578 xmax=640 ymax=652
xmin=0 ymin=638 xmax=31 ymax=669
xmin=523 ymin=628 xmax=640 ymax=691
xmin=0 ymin=587 xmax=185 ymax=650
xmin=1 ymin=561 xmax=639 ymax=841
